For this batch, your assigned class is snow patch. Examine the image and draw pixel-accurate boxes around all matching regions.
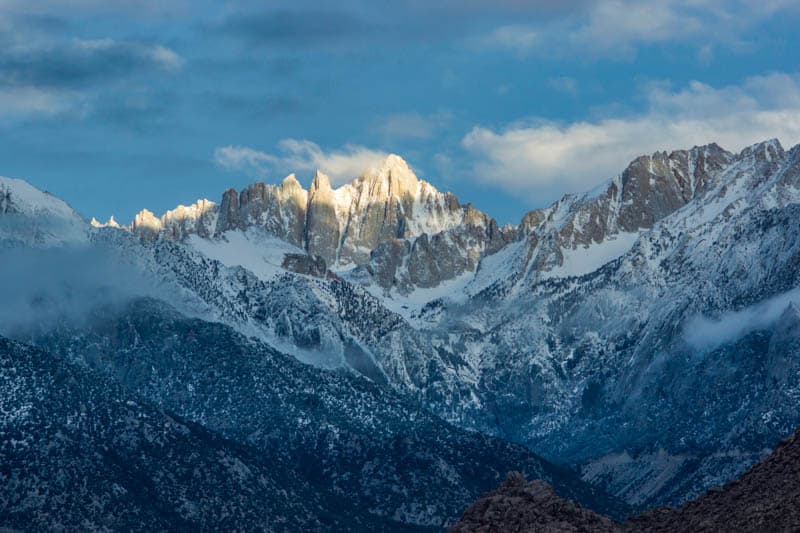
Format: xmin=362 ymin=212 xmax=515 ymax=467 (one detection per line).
xmin=543 ymin=232 xmax=640 ymax=279
xmin=187 ymin=228 xmax=305 ymax=282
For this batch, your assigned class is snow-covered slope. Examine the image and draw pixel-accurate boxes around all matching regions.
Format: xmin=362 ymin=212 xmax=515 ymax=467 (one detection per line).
xmin=5 ymin=138 xmax=800 ymax=517
xmin=416 ymin=139 xmax=800 ymax=509
xmin=0 ymin=176 xmax=87 ymax=246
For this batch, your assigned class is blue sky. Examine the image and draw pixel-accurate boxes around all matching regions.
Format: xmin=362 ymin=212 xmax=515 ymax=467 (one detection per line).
xmin=1 ymin=1 xmax=799 ymax=225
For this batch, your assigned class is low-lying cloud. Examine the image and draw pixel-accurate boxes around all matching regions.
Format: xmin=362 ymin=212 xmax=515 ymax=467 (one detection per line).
xmin=0 ymin=244 xmax=201 ymax=339
xmin=683 ymin=288 xmax=800 ymax=352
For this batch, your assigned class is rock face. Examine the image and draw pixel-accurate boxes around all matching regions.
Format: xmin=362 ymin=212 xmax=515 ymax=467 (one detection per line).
xmin=304 ymin=171 xmax=341 ymax=261
xmin=218 ymin=174 xmax=308 ymax=247
xmin=127 ymin=155 xmax=499 ymax=292
xmin=514 ymin=143 xmax=732 ymax=280
xmin=281 ymin=253 xmax=328 ymax=278
xmin=452 ymin=426 xmax=800 ymax=533
xmin=368 ymin=204 xmax=514 ymax=291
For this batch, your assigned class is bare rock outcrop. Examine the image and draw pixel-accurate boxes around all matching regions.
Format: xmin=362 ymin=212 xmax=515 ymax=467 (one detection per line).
xmin=451 ymin=425 xmax=800 ymax=533
xmin=129 ymin=154 xmax=505 ymax=291
xmin=628 ymin=426 xmax=800 ymax=532
xmin=517 ymin=143 xmax=733 ymax=279
xmin=449 ymin=472 xmax=619 ymax=533
xmin=281 ymin=253 xmax=328 ymax=278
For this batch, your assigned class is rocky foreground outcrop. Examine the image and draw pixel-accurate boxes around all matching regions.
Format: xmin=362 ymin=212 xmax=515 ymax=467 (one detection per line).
xmin=449 ymin=472 xmax=619 ymax=533
xmin=451 ymin=426 xmax=800 ymax=532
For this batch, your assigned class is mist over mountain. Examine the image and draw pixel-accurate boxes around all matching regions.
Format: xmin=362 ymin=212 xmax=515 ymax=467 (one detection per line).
xmin=3 ymin=138 xmax=800 ymax=530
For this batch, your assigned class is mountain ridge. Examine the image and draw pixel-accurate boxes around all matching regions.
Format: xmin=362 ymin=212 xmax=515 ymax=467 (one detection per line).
xmin=3 ymin=137 xmax=800 ymax=519
xmin=97 ymin=140 xmax=762 ymax=296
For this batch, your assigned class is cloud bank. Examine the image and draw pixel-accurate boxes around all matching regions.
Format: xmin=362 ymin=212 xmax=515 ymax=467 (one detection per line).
xmin=0 ymin=244 xmax=201 ymax=339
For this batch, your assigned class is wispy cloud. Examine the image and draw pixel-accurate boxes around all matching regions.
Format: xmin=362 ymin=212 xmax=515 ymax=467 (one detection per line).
xmin=0 ymin=86 xmax=81 ymax=117
xmin=0 ymin=31 xmax=183 ymax=119
xmin=375 ymin=111 xmax=452 ymax=141
xmin=547 ymin=76 xmax=578 ymax=96
xmin=462 ymin=73 xmax=800 ymax=198
xmin=478 ymin=0 xmax=800 ymax=58
xmin=684 ymin=288 xmax=800 ymax=352
xmin=481 ymin=25 xmax=539 ymax=53
xmin=213 ymin=146 xmax=274 ymax=178
xmin=214 ymin=140 xmax=389 ymax=185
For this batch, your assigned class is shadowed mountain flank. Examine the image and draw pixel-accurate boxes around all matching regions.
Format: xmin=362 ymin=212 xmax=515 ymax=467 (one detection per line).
xmin=451 ymin=426 xmax=800 ymax=532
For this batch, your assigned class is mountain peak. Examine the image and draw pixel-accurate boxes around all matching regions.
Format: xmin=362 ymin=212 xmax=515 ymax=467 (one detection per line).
xmin=738 ymin=138 xmax=784 ymax=162
xmin=0 ymin=176 xmax=80 ymax=220
xmin=358 ymin=153 xmax=421 ymax=197
xmin=162 ymin=199 xmax=216 ymax=223
xmin=0 ymin=176 xmax=88 ymax=245
xmin=281 ymin=173 xmax=302 ymax=190
xmin=90 ymin=215 xmax=121 ymax=229
xmin=311 ymin=170 xmax=332 ymax=191
xmin=382 ymin=153 xmax=411 ymax=172
xmin=132 ymin=208 xmax=163 ymax=239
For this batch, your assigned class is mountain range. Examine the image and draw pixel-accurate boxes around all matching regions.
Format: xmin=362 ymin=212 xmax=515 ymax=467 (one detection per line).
xmin=2 ymin=137 xmax=800 ymax=529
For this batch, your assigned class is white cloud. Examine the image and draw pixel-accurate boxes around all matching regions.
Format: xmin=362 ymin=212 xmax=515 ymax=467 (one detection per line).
xmin=0 ymin=87 xmax=81 ymax=117
xmin=574 ymin=0 xmax=703 ymax=53
xmin=74 ymin=39 xmax=185 ymax=71
xmin=214 ymin=140 xmax=389 ymax=185
xmin=148 ymin=45 xmax=184 ymax=70
xmin=213 ymin=146 xmax=275 ymax=178
xmin=462 ymin=73 xmax=800 ymax=198
xmin=684 ymin=287 xmax=800 ymax=352
xmin=478 ymin=0 xmax=799 ymax=57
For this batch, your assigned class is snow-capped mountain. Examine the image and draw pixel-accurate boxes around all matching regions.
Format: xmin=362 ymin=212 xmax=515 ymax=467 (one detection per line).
xmin=126 ymin=155 xmax=512 ymax=295
xmin=0 ymin=176 xmax=87 ymax=246
xmin=3 ymin=138 xmax=800 ymax=523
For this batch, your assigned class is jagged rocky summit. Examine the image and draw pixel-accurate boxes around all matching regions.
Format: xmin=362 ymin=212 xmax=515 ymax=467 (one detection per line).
xmin=121 ymin=154 xmax=513 ymax=293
